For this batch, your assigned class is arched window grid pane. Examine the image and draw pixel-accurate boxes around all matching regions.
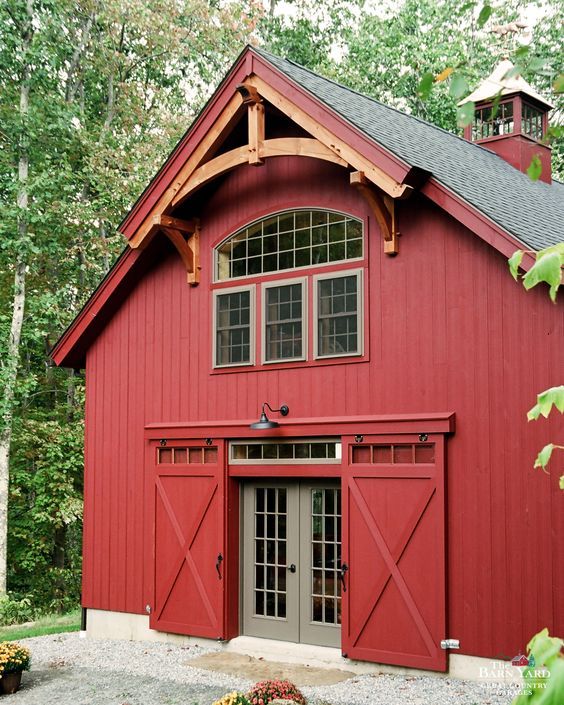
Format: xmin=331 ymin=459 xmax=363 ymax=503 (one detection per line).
xmin=216 ymin=210 xmax=363 ymax=281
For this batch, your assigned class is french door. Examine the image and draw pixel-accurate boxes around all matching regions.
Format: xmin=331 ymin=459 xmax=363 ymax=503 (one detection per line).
xmin=242 ymin=481 xmax=342 ymax=647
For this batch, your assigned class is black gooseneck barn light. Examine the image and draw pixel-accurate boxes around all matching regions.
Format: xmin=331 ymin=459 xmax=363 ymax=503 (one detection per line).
xmin=250 ymin=402 xmax=289 ymax=430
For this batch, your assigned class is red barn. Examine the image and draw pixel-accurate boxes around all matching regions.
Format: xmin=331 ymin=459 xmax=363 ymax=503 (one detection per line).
xmin=52 ymin=47 xmax=564 ymax=676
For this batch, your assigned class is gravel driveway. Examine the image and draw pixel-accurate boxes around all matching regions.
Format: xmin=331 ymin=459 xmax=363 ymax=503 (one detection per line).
xmin=5 ymin=633 xmax=513 ymax=705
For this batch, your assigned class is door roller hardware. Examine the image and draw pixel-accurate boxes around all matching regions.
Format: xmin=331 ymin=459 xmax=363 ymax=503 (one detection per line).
xmin=440 ymin=638 xmax=460 ymax=649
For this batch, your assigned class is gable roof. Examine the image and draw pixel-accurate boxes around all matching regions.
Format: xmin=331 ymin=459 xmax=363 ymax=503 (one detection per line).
xmin=52 ymin=46 xmax=563 ymax=368
xmin=253 ymin=48 xmax=562 ymax=253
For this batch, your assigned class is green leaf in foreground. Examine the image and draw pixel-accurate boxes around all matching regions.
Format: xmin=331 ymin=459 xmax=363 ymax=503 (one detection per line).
xmin=508 ymin=250 xmax=524 ymax=280
xmin=449 ymin=72 xmax=469 ymax=100
xmin=527 ymin=386 xmax=564 ymax=420
xmin=538 ymin=242 xmax=564 ymax=259
xmin=418 ymin=72 xmax=435 ymax=100
xmin=534 ymin=443 xmax=555 ymax=470
xmin=526 ymin=154 xmax=542 ymax=181
xmin=523 ymin=252 xmax=562 ymax=302
xmin=476 ymin=4 xmax=492 ymax=28
xmin=554 ymin=74 xmax=564 ymax=93
xmin=514 ymin=629 xmax=564 ymax=705
xmin=457 ymin=101 xmax=474 ymax=127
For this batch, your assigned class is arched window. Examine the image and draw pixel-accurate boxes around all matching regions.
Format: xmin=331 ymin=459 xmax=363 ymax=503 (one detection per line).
xmin=212 ymin=209 xmax=364 ymax=368
xmin=215 ymin=209 xmax=363 ymax=281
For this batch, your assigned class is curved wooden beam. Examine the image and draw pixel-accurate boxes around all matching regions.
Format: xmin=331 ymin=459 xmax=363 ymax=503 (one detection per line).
xmin=129 ymin=91 xmax=245 ymax=249
xmin=153 ymin=215 xmax=201 ymax=285
xmin=350 ymin=171 xmax=399 ymax=255
xmin=246 ymin=75 xmax=412 ymax=200
xmin=171 ymin=138 xmax=348 ymax=208
xmin=262 ymin=138 xmax=348 ymax=165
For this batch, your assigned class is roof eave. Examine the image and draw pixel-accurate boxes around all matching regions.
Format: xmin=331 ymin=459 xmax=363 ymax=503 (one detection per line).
xmin=50 ymin=247 xmax=143 ymax=368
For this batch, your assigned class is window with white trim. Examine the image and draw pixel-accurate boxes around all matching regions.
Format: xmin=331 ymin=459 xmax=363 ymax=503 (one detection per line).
xmin=262 ymin=278 xmax=306 ymax=363
xmin=230 ymin=439 xmax=342 ymax=464
xmin=214 ymin=285 xmax=255 ymax=367
xmin=314 ymin=271 xmax=362 ymax=358
xmin=215 ymin=209 xmax=362 ymax=281
xmin=212 ymin=210 xmax=365 ymax=368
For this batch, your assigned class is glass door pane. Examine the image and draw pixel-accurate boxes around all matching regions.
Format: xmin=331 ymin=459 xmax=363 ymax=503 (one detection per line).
xmin=310 ymin=487 xmax=342 ymax=626
xmin=253 ymin=487 xmax=288 ymax=619
xmin=299 ymin=482 xmax=342 ymax=647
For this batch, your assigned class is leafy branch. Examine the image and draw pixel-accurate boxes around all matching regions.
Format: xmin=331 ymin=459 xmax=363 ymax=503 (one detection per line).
xmin=526 ymin=386 xmax=564 ymax=489
xmin=509 ymin=243 xmax=564 ymax=302
xmin=509 ymin=244 xmax=563 ymax=488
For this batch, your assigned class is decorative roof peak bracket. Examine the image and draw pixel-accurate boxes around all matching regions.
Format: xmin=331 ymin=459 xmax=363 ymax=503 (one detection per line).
xmin=152 ymin=215 xmax=201 ymax=285
xmin=350 ymin=171 xmax=399 ymax=255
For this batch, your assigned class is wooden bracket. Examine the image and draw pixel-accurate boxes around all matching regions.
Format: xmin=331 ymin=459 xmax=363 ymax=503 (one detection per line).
xmin=248 ymin=102 xmax=265 ymax=166
xmin=152 ymin=215 xmax=201 ymax=285
xmin=236 ymin=83 xmax=262 ymax=105
xmin=237 ymin=82 xmax=265 ymax=166
xmin=350 ymin=171 xmax=399 ymax=255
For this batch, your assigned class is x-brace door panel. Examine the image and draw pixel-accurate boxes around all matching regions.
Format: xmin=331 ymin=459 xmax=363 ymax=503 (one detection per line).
xmin=151 ymin=441 xmax=225 ymax=639
xmin=341 ymin=435 xmax=446 ymax=671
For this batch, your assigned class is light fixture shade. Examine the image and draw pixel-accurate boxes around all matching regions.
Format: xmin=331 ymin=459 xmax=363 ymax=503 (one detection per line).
xmin=249 ymin=403 xmax=289 ymax=430
xmin=249 ymin=411 xmax=279 ymax=430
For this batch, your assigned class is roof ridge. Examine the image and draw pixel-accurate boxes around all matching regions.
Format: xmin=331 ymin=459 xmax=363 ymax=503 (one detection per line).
xmin=252 ymin=45 xmax=562 ymax=253
xmin=253 ymin=46 xmax=495 ymax=160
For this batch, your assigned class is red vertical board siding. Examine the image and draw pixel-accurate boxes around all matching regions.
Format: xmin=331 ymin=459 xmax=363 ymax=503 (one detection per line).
xmin=83 ymin=156 xmax=564 ymax=659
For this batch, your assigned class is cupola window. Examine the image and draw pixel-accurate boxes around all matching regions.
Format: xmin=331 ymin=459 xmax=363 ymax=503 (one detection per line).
xmin=472 ymin=101 xmax=514 ymax=140
xmin=522 ymin=103 xmax=544 ymax=140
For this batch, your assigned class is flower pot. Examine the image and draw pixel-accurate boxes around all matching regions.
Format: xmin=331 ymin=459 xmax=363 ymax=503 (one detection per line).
xmin=1 ymin=671 xmax=22 ymax=695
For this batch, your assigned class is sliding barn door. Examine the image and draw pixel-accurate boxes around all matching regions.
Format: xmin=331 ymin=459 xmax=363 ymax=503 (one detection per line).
xmin=151 ymin=441 xmax=225 ymax=639
xmin=342 ymin=436 xmax=446 ymax=671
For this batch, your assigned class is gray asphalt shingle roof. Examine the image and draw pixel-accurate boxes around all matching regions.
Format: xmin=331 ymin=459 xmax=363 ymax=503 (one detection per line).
xmin=255 ymin=48 xmax=563 ymax=252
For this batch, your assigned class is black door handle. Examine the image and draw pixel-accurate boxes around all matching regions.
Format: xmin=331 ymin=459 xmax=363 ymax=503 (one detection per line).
xmin=216 ymin=553 xmax=223 ymax=579
xmin=288 ymin=563 xmax=297 ymax=573
xmin=340 ymin=563 xmax=348 ymax=592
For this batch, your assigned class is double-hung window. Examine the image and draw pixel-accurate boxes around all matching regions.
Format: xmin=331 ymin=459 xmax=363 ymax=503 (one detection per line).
xmin=212 ymin=209 xmax=365 ymax=369
xmin=262 ymin=278 xmax=307 ymax=363
xmin=314 ymin=271 xmax=362 ymax=358
xmin=214 ymin=285 xmax=255 ymax=367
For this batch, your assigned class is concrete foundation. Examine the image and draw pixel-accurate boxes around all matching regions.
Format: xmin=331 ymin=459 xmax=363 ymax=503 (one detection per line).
xmin=85 ymin=608 xmax=521 ymax=683
xmin=86 ymin=608 xmax=219 ymax=649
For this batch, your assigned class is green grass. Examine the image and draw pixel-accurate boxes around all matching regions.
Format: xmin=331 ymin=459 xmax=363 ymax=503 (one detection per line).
xmin=0 ymin=609 xmax=81 ymax=641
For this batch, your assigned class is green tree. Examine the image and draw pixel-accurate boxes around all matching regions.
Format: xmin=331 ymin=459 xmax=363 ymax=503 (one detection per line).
xmin=0 ymin=0 xmax=263 ymax=613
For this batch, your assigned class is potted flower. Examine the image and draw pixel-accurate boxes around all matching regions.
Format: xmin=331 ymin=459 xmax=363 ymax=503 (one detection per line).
xmin=212 ymin=692 xmax=250 ymax=705
xmin=0 ymin=642 xmax=31 ymax=694
xmin=246 ymin=680 xmax=306 ymax=705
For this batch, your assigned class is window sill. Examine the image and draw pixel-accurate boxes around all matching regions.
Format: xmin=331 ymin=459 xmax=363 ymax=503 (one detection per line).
xmin=210 ymin=353 xmax=369 ymax=375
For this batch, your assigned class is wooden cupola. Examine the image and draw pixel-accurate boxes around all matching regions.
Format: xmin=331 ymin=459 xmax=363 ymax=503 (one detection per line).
xmin=460 ymin=59 xmax=553 ymax=183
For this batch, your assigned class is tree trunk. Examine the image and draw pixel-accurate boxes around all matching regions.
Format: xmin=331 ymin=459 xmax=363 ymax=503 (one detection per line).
xmin=53 ymin=526 xmax=66 ymax=570
xmin=0 ymin=0 xmax=33 ymax=596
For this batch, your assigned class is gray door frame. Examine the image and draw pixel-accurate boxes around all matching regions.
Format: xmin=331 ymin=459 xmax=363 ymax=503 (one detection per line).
xmin=241 ymin=479 xmax=341 ymax=647
xmin=242 ymin=481 xmax=300 ymax=642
